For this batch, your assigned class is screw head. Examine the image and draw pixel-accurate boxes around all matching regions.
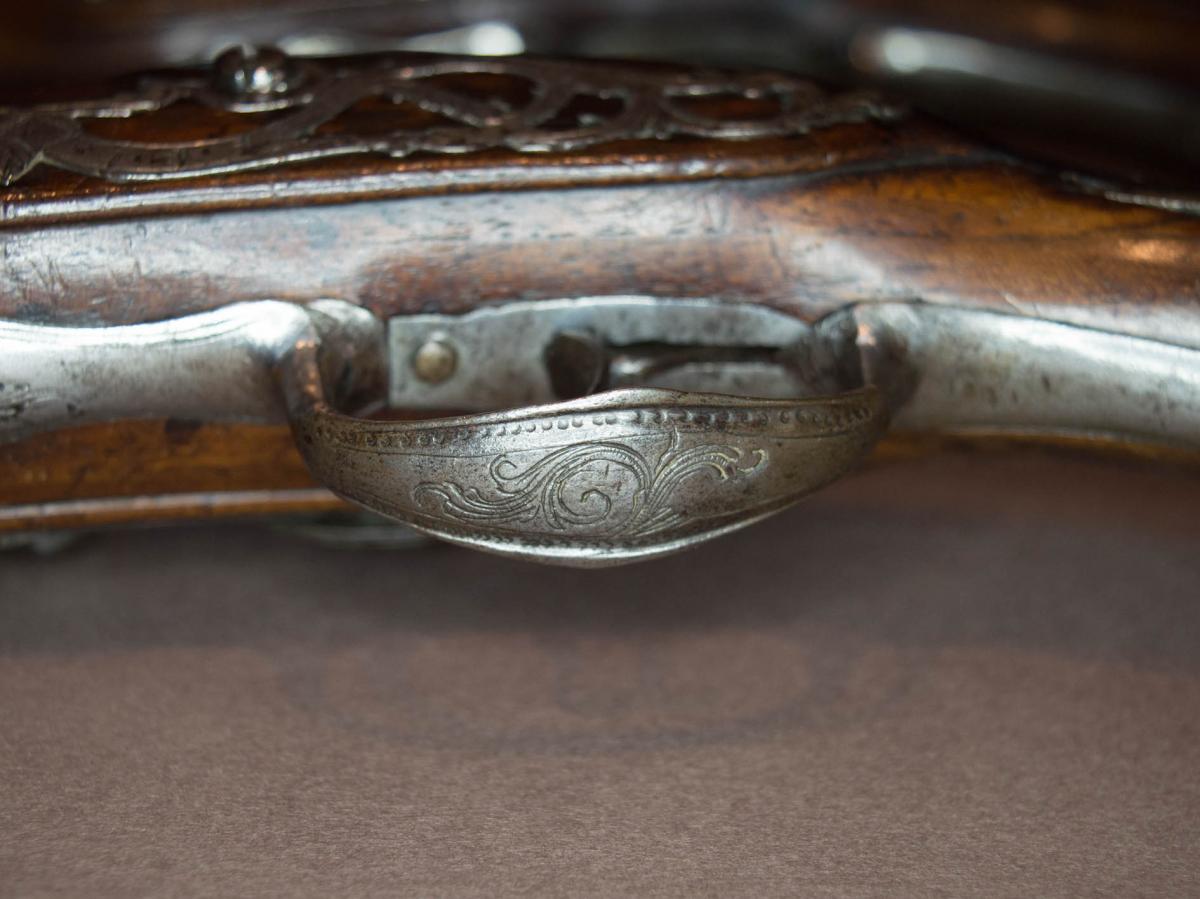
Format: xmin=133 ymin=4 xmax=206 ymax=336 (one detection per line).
xmin=212 ymin=45 xmax=295 ymax=97
xmin=412 ymin=336 xmax=459 ymax=384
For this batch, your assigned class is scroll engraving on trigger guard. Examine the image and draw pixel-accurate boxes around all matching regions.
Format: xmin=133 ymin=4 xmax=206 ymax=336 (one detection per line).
xmin=291 ymin=388 xmax=885 ymax=565
xmin=413 ymin=430 xmax=768 ymax=540
xmin=0 ymin=55 xmax=903 ymax=186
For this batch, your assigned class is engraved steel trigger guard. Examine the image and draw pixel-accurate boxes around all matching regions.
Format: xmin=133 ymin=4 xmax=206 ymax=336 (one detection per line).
xmin=0 ymin=296 xmax=884 ymax=565
xmin=282 ymin=299 xmax=886 ymax=567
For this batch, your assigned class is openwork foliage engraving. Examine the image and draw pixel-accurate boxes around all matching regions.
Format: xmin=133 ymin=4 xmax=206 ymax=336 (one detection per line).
xmin=0 ymin=55 xmax=900 ymax=185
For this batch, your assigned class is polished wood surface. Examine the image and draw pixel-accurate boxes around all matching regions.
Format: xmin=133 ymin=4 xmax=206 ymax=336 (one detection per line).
xmin=5 ymin=165 xmax=1197 ymax=342
xmin=0 ymin=421 xmax=340 ymax=533
xmin=6 ymin=164 xmax=1199 ymax=343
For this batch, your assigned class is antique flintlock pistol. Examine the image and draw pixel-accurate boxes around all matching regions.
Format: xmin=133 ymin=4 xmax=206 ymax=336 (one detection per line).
xmin=0 ymin=48 xmax=1198 ymax=565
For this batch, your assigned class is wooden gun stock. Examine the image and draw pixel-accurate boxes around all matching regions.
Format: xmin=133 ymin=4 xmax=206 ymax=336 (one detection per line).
xmin=1 ymin=49 xmax=1198 ymax=561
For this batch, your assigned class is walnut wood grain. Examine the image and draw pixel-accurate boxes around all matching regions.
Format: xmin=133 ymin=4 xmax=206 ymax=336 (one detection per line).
xmin=0 ymin=420 xmax=343 ymax=533
xmin=3 ymin=167 xmax=1196 ymax=349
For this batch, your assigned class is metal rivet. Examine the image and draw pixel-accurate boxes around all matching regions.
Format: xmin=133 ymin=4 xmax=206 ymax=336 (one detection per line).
xmin=212 ymin=45 xmax=297 ymax=97
xmin=412 ymin=335 xmax=459 ymax=384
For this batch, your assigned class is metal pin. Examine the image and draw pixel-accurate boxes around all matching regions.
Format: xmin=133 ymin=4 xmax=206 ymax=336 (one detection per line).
xmin=412 ymin=335 xmax=459 ymax=384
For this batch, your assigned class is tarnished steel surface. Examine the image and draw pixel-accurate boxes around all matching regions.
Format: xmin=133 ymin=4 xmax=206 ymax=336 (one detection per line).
xmin=0 ymin=54 xmax=900 ymax=187
xmin=289 ymin=386 xmax=884 ymax=566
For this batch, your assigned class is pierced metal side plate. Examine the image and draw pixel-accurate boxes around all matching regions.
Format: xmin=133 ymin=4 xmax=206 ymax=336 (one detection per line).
xmin=0 ymin=54 xmax=902 ymax=186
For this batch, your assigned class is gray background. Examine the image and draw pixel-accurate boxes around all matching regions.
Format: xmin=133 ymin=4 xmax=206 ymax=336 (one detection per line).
xmin=2 ymin=451 xmax=1198 ymax=896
